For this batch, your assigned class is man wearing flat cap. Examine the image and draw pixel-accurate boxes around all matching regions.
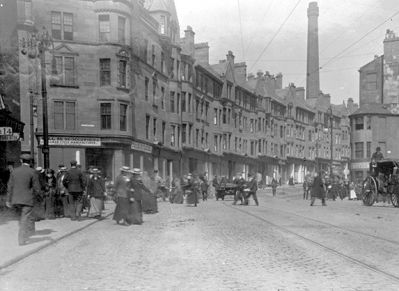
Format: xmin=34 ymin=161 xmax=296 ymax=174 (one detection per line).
xmin=63 ymin=160 xmax=86 ymax=221
xmin=6 ymin=154 xmax=41 ymax=245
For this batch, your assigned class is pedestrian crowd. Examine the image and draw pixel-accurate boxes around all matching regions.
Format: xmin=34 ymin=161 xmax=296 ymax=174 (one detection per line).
xmin=3 ymin=154 xmax=213 ymax=246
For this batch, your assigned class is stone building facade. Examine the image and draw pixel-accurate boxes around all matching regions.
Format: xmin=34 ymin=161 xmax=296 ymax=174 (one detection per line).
xmin=4 ymin=0 xmax=352 ymax=183
xmin=350 ymin=29 xmax=399 ymax=183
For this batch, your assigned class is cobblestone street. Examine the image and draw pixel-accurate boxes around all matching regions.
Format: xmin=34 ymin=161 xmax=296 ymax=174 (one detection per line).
xmin=1 ymin=189 xmax=399 ymax=290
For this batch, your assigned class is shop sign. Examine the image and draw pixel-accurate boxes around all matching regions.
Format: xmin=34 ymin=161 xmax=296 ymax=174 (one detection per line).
xmin=131 ymin=141 xmax=152 ymax=153
xmin=351 ymin=162 xmax=369 ymax=170
xmin=40 ymin=136 xmax=101 ymax=147
xmin=0 ymin=127 xmax=12 ymax=135
xmin=0 ymin=132 xmax=20 ymax=141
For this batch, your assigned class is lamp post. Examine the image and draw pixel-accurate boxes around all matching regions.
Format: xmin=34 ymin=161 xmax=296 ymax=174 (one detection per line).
xmin=314 ymin=121 xmax=319 ymax=173
xmin=327 ymin=106 xmax=333 ymax=178
xmin=21 ymin=28 xmax=54 ymax=169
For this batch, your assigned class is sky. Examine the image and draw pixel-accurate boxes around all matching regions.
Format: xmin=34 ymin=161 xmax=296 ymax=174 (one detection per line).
xmin=174 ymin=0 xmax=399 ymax=105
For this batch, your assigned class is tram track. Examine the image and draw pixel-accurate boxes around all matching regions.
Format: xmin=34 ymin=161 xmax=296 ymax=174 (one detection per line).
xmin=223 ymin=201 xmax=399 ymax=284
xmin=260 ymin=203 xmax=399 ymax=246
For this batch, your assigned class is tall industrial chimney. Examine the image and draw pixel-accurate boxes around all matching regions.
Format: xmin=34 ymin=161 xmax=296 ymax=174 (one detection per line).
xmin=306 ymin=2 xmax=320 ymax=100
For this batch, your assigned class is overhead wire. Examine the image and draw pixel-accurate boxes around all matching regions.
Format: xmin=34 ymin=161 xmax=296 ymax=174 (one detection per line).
xmin=249 ymin=0 xmax=303 ymax=72
xmin=243 ymin=0 xmax=275 ymax=54
xmin=295 ymin=9 xmax=399 ymax=86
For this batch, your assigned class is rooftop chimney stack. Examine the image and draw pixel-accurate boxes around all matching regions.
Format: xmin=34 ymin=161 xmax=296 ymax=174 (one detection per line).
xmin=306 ymin=2 xmax=320 ymax=100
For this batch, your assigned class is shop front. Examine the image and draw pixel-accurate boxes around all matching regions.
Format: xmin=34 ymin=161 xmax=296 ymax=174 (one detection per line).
xmin=0 ymin=110 xmax=24 ymax=168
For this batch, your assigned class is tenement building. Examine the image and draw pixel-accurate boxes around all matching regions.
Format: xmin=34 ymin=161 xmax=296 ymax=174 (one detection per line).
xmin=350 ymin=29 xmax=399 ymax=183
xmin=1 ymin=0 xmax=352 ymax=183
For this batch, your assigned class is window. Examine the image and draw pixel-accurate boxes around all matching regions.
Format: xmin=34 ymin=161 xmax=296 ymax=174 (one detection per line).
xmin=182 ymin=92 xmax=186 ymax=112
xmin=100 ymin=58 xmax=111 ymax=86
xmin=161 ymin=87 xmax=165 ymax=109
xmin=354 ymin=142 xmax=364 ymax=159
xmin=63 ymin=13 xmax=73 ymax=40
xmin=214 ymin=135 xmax=218 ymax=152
xmin=196 ymin=129 xmax=200 ymax=147
xmin=214 ymin=109 xmax=218 ymax=125
xmin=170 ymin=125 xmax=176 ymax=146
xmin=143 ymin=39 xmax=148 ymax=62
xmin=152 ymin=79 xmax=157 ymax=104
xmin=162 ymin=122 xmax=166 ymax=144
xmin=118 ymin=16 xmax=126 ymax=44
xmin=99 ymin=15 xmax=110 ymax=42
xmin=145 ymin=77 xmax=149 ymax=100
xmin=222 ymin=108 xmax=227 ymax=124
xmin=170 ymin=92 xmax=175 ymax=113
xmin=120 ymin=104 xmax=127 ymax=131
xmin=151 ymin=45 xmax=156 ymax=67
xmin=366 ymin=115 xmax=371 ymax=130
xmin=54 ymin=101 xmax=75 ymax=130
xmin=366 ymin=142 xmax=371 ymax=158
xmin=182 ymin=124 xmax=187 ymax=144
xmin=153 ymin=118 xmax=157 ymax=137
xmin=177 ymin=93 xmax=180 ymax=114
xmin=176 ymin=60 xmax=180 ymax=80
xmin=161 ymin=52 xmax=165 ymax=73
xmin=100 ymin=103 xmax=112 ymax=130
xmin=355 ymin=117 xmax=364 ymax=130
xmin=118 ymin=60 xmax=127 ymax=88
xmin=54 ymin=56 xmax=76 ymax=86
xmin=188 ymin=93 xmax=192 ymax=113
xmin=160 ymin=15 xmax=166 ymax=34
xmin=145 ymin=115 xmax=150 ymax=139
xmin=52 ymin=12 xmax=74 ymax=40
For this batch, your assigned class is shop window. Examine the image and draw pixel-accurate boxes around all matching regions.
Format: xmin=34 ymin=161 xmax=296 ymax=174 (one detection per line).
xmin=100 ymin=103 xmax=112 ymax=130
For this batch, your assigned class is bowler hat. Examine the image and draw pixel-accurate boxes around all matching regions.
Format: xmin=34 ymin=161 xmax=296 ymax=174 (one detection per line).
xmin=70 ymin=160 xmax=77 ymax=166
xmin=20 ymin=154 xmax=32 ymax=161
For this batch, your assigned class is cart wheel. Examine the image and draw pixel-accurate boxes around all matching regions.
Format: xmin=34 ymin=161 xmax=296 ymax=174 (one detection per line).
xmin=362 ymin=176 xmax=377 ymax=206
xmin=391 ymin=193 xmax=399 ymax=208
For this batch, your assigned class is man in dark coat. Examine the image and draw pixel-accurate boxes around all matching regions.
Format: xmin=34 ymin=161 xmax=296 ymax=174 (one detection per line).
xmin=271 ymin=177 xmax=278 ymax=197
xmin=63 ymin=160 xmax=86 ymax=221
xmin=6 ymin=154 xmax=41 ymax=245
xmin=233 ymin=173 xmax=245 ymax=205
xmin=244 ymin=173 xmax=259 ymax=206
xmin=310 ymin=171 xmax=327 ymax=206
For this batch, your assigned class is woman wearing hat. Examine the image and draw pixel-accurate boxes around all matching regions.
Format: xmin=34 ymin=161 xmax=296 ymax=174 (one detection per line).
xmin=113 ymin=166 xmax=143 ymax=225
xmin=86 ymin=168 xmax=106 ymax=219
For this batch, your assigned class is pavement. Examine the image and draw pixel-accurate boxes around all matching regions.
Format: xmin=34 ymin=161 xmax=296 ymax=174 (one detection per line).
xmin=0 ymin=201 xmax=115 ymax=270
xmin=2 ymin=188 xmax=399 ymax=290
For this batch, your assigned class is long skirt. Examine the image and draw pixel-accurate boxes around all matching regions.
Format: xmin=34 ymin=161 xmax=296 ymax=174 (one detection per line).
xmin=170 ymin=189 xmax=183 ymax=204
xmin=185 ymin=190 xmax=199 ymax=205
xmin=32 ymin=195 xmax=45 ymax=221
xmin=88 ymin=197 xmax=104 ymax=217
xmin=44 ymin=195 xmax=55 ymax=219
xmin=142 ymin=190 xmax=158 ymax=214
xmin=113 ymin=197 xmax=143 ymax=225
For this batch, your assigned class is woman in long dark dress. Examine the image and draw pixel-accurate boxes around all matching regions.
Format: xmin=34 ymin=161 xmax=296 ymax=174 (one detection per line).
xmin=113 ymin=167 xmax=142 ymax=225
xmin=87 ymin=169 xmax=106 ymax=219
xmin=44 ymin=169 xmax=57 ymax=219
